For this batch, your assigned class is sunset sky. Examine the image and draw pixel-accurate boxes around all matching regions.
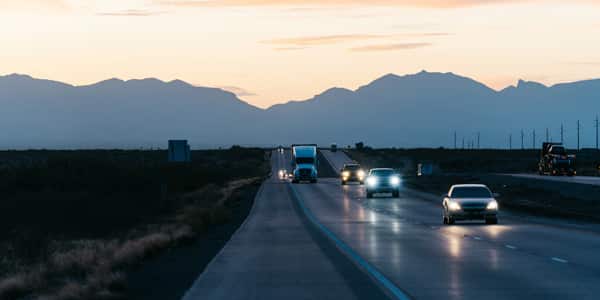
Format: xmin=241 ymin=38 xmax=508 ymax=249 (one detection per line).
xmin=1 ymin=0 xmax=599 ymax=108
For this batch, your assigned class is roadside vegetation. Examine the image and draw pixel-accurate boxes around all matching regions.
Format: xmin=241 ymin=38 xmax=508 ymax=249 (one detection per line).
xmin=0 ymin=148 xmax=269 ymax=299
xmin=348 ymin=148 xmax=600 ymax=221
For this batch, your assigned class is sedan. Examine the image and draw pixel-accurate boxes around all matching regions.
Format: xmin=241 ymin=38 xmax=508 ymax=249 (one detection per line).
xmin=443 ymin=184 xmax=499 ymax=225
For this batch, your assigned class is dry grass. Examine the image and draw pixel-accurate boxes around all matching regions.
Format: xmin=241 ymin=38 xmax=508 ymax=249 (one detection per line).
xmin=0 ymin=177 xmax=262 ymax=300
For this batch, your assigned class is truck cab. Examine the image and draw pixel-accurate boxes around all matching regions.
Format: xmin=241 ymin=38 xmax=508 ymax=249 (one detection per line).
xmin=291 ymin=144 xmax=318 ymax=183
xmin=539 ymin=142 xmax=576 ymax=176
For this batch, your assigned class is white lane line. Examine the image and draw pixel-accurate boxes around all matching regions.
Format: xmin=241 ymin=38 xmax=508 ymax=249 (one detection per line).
xmin=551 ymin=257 xmax=568 ymax=264
xmin=473 ymin=236 xmax=482 ymax=240
xmin=505 ymin=245 xmax=517 ymax=250
xmin=289 ymin=183 xmax=411 ymax=300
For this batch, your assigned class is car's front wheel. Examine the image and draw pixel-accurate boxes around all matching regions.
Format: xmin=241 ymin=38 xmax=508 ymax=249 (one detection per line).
xmin=366 ymin=191 xmax=373 ymax=198
xmin=485 ymin=217 xmax=498 ymax=225
xmin=392 ymin=190 xmax=399 ymax=198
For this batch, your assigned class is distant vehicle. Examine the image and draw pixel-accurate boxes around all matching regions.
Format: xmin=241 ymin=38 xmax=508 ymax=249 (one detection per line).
xmin=277 ymin=145 xmax=284 ymax=153
xmin=365 ymin=168 xmax=400 ymax=198
xmin=291 ymin=144 xmax=318 ymax=183
xmin=538 ymin=143 xmax=576 ymax=176
xmin=278 ymin=169 xmax=287 ymax=179
xmin=331 ymin=143 xmax=338 ymax=152
xmin=443 ymin=184 xmax=499 ymax=225
xmin=340 ymin=163 xmax=365 ymax=185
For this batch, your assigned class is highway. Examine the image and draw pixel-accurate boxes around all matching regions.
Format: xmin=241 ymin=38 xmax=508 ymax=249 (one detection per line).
xmin=183 ymin=150 xmax=600 ymax=300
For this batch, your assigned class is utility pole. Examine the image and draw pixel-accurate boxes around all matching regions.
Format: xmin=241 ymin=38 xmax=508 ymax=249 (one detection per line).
xmin=533 ymin=129 xmax=536 ymax=149
xmin=454 ymin=131 xmax=457 ymax=150
xmin=596 ymin=115 xmax=598 ymax=150
xmin=509 ymin=134 xmax=512 ymax=150
xmin=521 ymin=130 xmax=524 ymax=150
xmin=462 ymin=137 xmax=465 ymax=150
xmin=577 ymin=120 xmax=581 ymax=151
xmin=546 ymin=128 xmax=549 ymax=142
xmin=477 ymin=132 xmax=481 ymax=149
xmin=560 ymin=124 xmax=564 ymax=144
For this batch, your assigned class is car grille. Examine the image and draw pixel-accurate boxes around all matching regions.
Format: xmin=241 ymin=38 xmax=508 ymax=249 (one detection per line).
xmin=461 ymin=202 xmax=486 ymax=212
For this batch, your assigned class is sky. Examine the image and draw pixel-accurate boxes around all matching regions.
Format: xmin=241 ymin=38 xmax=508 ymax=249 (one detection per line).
xmin=1 ymin=0 xmax=600 ymax=108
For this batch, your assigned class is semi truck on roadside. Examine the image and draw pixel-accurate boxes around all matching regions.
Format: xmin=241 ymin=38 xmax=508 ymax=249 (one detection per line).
xmin=538 ymin=142 xmax=576 ymax=176
xmin=291 ymin=144 xmax=318 ymax=183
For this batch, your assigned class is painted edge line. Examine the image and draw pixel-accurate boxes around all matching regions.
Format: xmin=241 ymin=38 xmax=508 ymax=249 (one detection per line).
xmin=181 ymin=182 xmax=266 ymax=300
xmin=288 ymin=183 xmax=411 ymax=300
xmin=551 ymin=257 xmax=568 ymax=264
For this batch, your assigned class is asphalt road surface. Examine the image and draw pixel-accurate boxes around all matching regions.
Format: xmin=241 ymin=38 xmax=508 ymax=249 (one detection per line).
xmin=183 ymin=150 xmax=600 ymax=300
xmin=504 ymin=173 xmax=600 ymax=186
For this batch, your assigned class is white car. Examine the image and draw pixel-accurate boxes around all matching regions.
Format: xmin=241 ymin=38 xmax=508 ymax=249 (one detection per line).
xmin=442 ymin=184 xmax=499 ymax=225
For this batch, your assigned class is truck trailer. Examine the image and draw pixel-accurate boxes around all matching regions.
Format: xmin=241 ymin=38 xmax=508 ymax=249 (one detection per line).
xmin=291 ymin=144 xmax=318 ymax=183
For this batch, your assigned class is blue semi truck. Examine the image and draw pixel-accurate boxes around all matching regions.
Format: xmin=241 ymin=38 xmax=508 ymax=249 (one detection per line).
xmin=291 ymin=144 xmax=318 ymax=183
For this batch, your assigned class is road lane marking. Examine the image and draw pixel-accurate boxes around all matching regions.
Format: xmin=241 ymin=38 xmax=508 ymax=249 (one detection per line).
xmin=551 ymin=257 xmax=568 ymax=264
xmin=473 ymin=236 xmax=482 ymax=240
xmin=505 ymin=245 xmax=517 ymax=250
xmin=288 ymin=183 xmax=411 ymax=300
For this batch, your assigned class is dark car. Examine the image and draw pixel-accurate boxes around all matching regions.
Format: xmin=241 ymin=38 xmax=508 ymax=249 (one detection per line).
xmin=340 ymin=163 xmax=365 ymax=185
xmin=365 ymin=168 xmax=400 ymax=198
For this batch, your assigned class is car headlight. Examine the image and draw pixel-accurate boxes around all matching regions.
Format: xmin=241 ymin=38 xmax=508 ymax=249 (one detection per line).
xmin=366 ymin=177 xmax=378 ymax=187
xmin=448 ymin=201 xmax=461 ymax=211
xmin=342 ymin=171 xmax=350 ymax=178
xmin=357 ymin=170 xmax=365 ymax=178
xmin=390 ymin=176 xmax=400 ymax=186
xmin=487 ymin=200 xmax=498 ymax=210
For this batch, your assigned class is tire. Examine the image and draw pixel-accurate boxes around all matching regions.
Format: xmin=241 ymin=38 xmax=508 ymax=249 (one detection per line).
xmin=292 ymin=179 xmax=299 ymax=184
xmin=447 ymin=216 xmax=455 ymax=225
xmin=485 ymin=217 xmax=498 ymax=225
xmin=359 ymin=181 xmax=364 ymax=185
xmin=392 ymin=190 xmax=399 ymax=198
xmin=366 ymin=192 xmax=373 ymax=199
xmin=443 ymin=216 xmax=448 ymax=225
xmin=341 ymin=181 xmax=347 ymax=185
xmin=310 ymin=179 xmax=317 ymax=184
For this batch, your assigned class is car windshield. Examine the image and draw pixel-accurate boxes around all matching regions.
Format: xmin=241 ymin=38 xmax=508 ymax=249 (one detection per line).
xmin=451 ymin=187 xmax=492 ymax=198
xmin=296 ymin=157 xmax=314 ymax=164
xmin=371 ymin=169 xmax=394 ymax=176
xmin=550 ymin=146 xmax=566 ymax=155
xmin=344 ymin=165 xmax=360 ymax=170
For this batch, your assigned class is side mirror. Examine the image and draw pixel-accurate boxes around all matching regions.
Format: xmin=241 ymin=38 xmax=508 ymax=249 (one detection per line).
xmin=442 ymin=194 xmax=448 ymax=199
xmin=493 ymin=193 xmax=501 ymax=198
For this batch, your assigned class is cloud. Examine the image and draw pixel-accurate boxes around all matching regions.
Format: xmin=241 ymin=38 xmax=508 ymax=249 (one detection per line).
xmin=96 ymin=9 xmax=165 ymax=17
xmin=156 ymin=0 xmax=531 ymax=9
xmin=262 ymin=34 xmax=389 ymax=46
xmin=567 ymin=61 xmax=600 ymax=66
xmin=0 ymin=0 xmax=68 ymax=12
xmin=350 ymin=42 xmax=432 ymax=52
xmin=274 ymin=47 xmax=308 ymax=51
xmin=217 ymin=86 xmax=257 ymax=97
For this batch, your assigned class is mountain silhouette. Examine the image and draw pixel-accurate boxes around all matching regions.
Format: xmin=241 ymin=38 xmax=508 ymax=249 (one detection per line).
xmin=1 ymin=71 xmax=599 ymax=149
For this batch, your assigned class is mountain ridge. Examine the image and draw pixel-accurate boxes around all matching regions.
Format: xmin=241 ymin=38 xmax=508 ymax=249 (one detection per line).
xmin=1 ymin=71 xmax=599 ymax=149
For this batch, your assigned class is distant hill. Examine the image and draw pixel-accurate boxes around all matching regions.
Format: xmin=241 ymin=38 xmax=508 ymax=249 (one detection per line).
xmin=1 ymin=71 xmax=599 ymax=149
